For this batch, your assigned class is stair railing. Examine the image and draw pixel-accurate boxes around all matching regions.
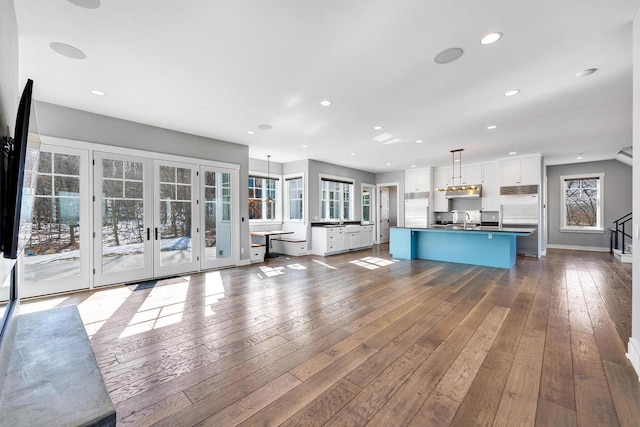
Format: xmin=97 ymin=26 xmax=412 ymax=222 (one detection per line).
xmin=610 ymin=212 xmax=632 ymax=254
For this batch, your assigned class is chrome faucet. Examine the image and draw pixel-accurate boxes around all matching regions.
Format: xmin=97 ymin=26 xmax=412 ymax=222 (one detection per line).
xmin=464 ymin=212 xmax=471 ymax=229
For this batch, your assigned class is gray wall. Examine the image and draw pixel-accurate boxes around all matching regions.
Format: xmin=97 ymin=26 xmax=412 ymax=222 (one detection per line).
xmin=0 ymin=0 xmax=20 ymax=395
xmin=35 ymin=102 xmax=252 ymax=261
xmin=308 ymin=159 xmax=375 ymax=222
xmin=547 ymin=159 xmax=632 ymax=249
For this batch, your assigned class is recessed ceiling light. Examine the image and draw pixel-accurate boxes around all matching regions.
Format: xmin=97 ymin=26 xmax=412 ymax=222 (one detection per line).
xmin=247 ymin=130 xmax=256 ymax=135
xmin=385 ymin=163 xmax=392 ymax=166
xmin=374 ymin=125 xmax=383 ymax=130
xmin=577 ymin=154 xmax=584 ymax=160
xmin=487 ymin=125 xmax=497 ymax=130
xmin=454 ymin=159 xmax=460 ymax=162
xmin=320 ymin=100 xmax=332 ymax=106
xmin=411 ymin=165 xmax=416 ymax=168
xmin=90 ymin=89 xmax=105 ymax=96
xmin=575 ymin=68 xmax=597 ymax=78
xmin=350 ymin=152 xmax=356 ymax=156
xmin=434 ymin=47 xmax=464 ymax=64
xmin=257 ymin=124 xmax=272 ymax=130
xmin=480 ymin=32 xmax=503 ymax=45
xmin=509 ymin=151 xmax=517 ymax=155
xmin=504 ymin=89 xmax=520 ymax=97
xmin=68 ymin=0 xmax=100 ymax=8
xmin=49 ymin=42 xmax=86 ymax=59
xmin=416 ymin=139 xmax=423 ymax=143
xmin=302 ymin=145 xmax=308 ymax=148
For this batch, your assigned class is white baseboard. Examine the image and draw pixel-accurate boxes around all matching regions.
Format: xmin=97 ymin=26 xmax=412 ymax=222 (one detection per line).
xmin=627 ymin=337 xmax=640 ymax=380
xmin=237 ymin=259 xmax=251 ymax=266
xmin=546 ymin=244 xmax=610 ymax=253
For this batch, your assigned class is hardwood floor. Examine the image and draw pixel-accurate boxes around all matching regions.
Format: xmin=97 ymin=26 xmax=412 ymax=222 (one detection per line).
xmin=21 ymin=246 xmax=639 ymax=426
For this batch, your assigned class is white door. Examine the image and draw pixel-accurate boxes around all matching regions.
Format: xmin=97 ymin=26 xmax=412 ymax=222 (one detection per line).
xmin=380 ymin=187 xmax=390 ymax=243
xmin=94 ymin=152 xmax=153 ymax=286
xmin=200 ymin=166 xmax=237 ymax=270
xmin=154 ymin=160 xmax=200 ymax=277
xmin=22 ymin=146 xmax=91 ymax=297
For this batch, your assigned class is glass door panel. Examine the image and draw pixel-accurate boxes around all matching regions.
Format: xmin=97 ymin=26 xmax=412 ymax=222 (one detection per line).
xmin=94 ymin=152 xmax=153 ymax=286
xmin=154 ymin=161 xmax=199 ymax=277
xmin=22 ymin=146 xmax=91 ymax=297
xmin=201 ymin=166 xmax=236 ymax=270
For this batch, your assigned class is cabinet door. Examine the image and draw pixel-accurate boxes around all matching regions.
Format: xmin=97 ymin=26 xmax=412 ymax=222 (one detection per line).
xmin=405 ymin=168 xmax=430 ymax=193
xmin=500 ymin=159 xmax=521 ymax=186
xmin=518 ymin=157 xmax=540 ymax=186
xmin=463 ymin=165 xmax=482 ymax=184
xmin=481 ymin=162 xmax=500 ymax=211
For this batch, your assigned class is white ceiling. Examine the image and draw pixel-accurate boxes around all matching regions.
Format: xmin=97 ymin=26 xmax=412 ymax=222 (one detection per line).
xmin=14 ymin=0 xmax=639 ymax=172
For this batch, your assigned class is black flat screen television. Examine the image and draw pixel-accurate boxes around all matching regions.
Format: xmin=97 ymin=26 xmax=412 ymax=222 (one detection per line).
xmin=2 ymin=79 xmax=39 ymax=259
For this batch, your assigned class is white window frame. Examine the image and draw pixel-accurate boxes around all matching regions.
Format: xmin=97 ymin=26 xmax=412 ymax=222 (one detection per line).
xmin=284 ymin=173 xmax=304 ymax=222
xmin=319 ymin=174 xmax=354 ymax=221
xmin=560 ymin=173 xmax=604 ymax=233
xmin=361 ymin=183 xmax=375 ymax=225
xmin=248 ymin=172 xmax=282 ymax=223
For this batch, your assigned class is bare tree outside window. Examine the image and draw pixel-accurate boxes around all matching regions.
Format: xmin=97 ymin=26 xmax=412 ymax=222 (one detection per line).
xmin=562 ymin=175 xmax=603 ymax=230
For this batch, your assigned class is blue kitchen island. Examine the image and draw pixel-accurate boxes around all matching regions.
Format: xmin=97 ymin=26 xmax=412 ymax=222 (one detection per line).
xmin=389 ymin=226 xmax=536 ymax=269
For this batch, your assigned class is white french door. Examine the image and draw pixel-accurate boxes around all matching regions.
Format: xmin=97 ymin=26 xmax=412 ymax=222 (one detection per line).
xmin=154 ymin=160 xmax=199 ymax=277
xmin=93 ymin=152 xmax=154 ymax=286
xmin=200 ymin=165 xmax=236 ymax=270
xmin=22 ymin=146 xmax=91 ymax=297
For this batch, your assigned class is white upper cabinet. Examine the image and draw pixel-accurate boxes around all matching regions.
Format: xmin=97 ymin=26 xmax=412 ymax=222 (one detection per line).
xmin=499 ymin=156 xmax=540 ymax=186
xmin=462 ymin=165 xmax=482 ymax=184
xmin=405 ymin=167 xmax=431 ymax=193
xmin=481 ymin=162 xmax=500 ymax=211
xmin=432 ymin=167 xmax=451 ymax=212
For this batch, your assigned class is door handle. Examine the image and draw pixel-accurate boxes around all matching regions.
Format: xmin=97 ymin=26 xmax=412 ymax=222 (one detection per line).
xmin=147 ymin=228 xmax=150 ymax=241
xmin=155 ymin=227 xmax=159 ymax=240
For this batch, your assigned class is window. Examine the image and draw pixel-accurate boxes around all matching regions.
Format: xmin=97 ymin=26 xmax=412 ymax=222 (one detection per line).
xmin=248 ymin=175 xmax=279 ymax=220
xmin=362 ymin=185 xmax=372 ymax=224
xmin=561 ymin=173 xmax=604 ymax=232
xmin=320 ymin=176 xmax=353 ymax=220
xmin=285 ymin=176 xmax=304 ymax=220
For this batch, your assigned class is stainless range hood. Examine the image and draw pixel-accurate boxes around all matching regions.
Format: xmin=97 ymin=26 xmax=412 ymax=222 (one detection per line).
xmin=444 ymin=184 xmax=482 ymax=199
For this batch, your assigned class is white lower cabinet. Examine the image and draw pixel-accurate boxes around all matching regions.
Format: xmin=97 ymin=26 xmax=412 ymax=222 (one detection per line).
xmin=312 ymin=225 xmax=373 ymax=256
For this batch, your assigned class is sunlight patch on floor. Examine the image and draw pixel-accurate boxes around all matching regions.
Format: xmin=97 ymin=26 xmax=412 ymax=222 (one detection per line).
xmin=204 ymin=271 xmax=226 ymax=316
xmin=312 ymin=259 xmax=337 ymax=270
xmin=287 ymin=263 xmax=306 ymax=270
xmin=351 ymin=256 xmax=399 ymax=270
xmin=259 ymin=266 xmax=286 ymax=277
xmin=119 ymin=277 xmax=190 ymax=339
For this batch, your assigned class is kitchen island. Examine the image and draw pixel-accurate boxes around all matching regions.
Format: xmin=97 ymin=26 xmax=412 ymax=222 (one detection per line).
xmin=389 ymin=226 xmax=535 ymax=269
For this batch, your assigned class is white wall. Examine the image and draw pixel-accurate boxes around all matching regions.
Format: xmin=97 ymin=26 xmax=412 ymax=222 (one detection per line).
xmin=630 ymin=11 xmax=640 ymax=377
xmin=0 ymin=0 xmax=20 ymax=394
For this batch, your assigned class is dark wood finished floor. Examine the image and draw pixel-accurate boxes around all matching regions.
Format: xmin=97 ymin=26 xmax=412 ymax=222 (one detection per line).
xmin=21 ymin=246 xmax=639 ymax=426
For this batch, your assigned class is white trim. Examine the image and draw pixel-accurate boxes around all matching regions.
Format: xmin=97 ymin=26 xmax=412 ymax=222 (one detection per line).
xmin=376 ymin=181 xmax=401 ymax=244
xmin=319 ymin=174 xmax=355 ymax=221
xmin=627 ymin=337 xmax=640 ymax=380
xmin=546 ymin=244 xmax=610 ymax=252
xmin=560 ymin=172 xmax=605 ymax=231
xmin=237 ymin=259 xmax=251 ymax=267
xmin=41 ymin=135 xmax=240 ymax=171
xmin=559 ymin=228 xmax=605 ymax=234
xmin=361 ymin=183 xmax=376 ymax=225
xmin=248 ymin=171 xmax=282 ymax=221
xmin=284 ymin=172 xmax=305 ymax=222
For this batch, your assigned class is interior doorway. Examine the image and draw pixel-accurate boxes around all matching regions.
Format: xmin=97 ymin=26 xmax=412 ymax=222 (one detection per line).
xmin=377 ymin=183 xmax=399 ymax=244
